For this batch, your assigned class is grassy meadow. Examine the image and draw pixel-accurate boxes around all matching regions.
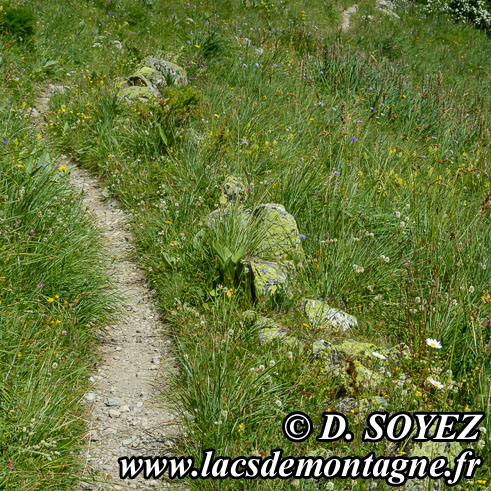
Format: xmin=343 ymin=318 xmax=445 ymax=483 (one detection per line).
xmin=1 ymin=0 xmax=489 ymax=488
xmin=0 ymin=43 xmax=114 ymax=490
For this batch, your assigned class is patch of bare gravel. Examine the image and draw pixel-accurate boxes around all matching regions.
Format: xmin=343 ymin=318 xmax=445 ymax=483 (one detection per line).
xmin=36 ymin=86 xmax=180 ymax=490
xmin=341 ymin=4 xmax=359 ymax=31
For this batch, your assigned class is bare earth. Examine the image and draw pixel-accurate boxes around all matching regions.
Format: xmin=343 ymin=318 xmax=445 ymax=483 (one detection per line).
xmin=36 ymin=87 xmax=179 ymax=490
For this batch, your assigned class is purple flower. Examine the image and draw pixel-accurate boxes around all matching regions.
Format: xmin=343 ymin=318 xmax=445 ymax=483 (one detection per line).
xmin=350 ymin=137 xmax=357 ymax=142
xmin=331 ymin=170 xmax=340 ymax=176
xmin=37 ymin=283 xmax=44 ymax=289
xmin=368 ymin=87 xmax=373 ymax=91
xmin=318 ymin=101 xmax=324 ymax=107
xmin=61 ymin=330 xmax=67 ymax=335
xmin=353 ymin=119 xmax=362 ymax=123
xmin=2 ymin=137 xmax=6 ymax=146
xmin=273 ymin=63 xmax=277 ymax=68
xmin=298 ymin=234 xmax=306 ymax=239
xmin=370 ymin=107 xmax=374 ymax=111
xmin=380 ymin=102 xmax=385 ymax=107
xmin=241 ymin=140 xmax=249 ymax=145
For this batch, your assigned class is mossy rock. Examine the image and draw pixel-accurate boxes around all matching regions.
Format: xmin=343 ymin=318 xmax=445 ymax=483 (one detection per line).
xmin=119 ymin=57 xmax=187 ymax=103
xmin=220 ymin=175 xmax=246 ymax=205
xmin=405 ymin=440 xmax=462 ymax=491
xmin=127 ymin=66 xmax=162 ymax=92
xmin=315 ymin=339 xmax=384 ymax=394
xmin=118 ymin=85 xmax=158 ymax=103
xmin=336 ymin=339 xmax=375 ymax=357
xmin=143 ymin=57 xmax=188 ymax=87
xmin=246 ymin=259 xmax=289 ymax=298
xmin=304 ymin=299 xmax=358 ymax=331
xmin=410 ymin=440 xmax=461 ymax=461
xmin=247 ymin=313 xmax=301 ymax=347
xmin=254 ymin=315 xmax=287 ymax=343
xmin=253 ymin=204 xmax=303 ymax=260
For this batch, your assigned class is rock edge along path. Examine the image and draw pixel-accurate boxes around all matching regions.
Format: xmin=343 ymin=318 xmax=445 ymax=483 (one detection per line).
xmin=35 ymin=86 xmax=179 ymax=489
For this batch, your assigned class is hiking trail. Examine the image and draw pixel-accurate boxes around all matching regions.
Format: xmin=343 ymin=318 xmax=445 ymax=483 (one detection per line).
xmin=341 ymin=4 xmax=359 ymax=31
xmin=35 ymin=85 xmax=179 ymax=490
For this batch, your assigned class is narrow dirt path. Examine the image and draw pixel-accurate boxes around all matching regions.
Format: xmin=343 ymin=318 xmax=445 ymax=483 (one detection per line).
xmin=35 ymin=86 xmax=179 ymax=489
xmin=341 ymin=4 xmax=359 ymax=31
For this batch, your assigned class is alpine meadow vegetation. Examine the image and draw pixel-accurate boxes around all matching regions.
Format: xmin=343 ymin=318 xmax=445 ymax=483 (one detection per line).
xmin=0 ymin=0 xmax=489 ymax=489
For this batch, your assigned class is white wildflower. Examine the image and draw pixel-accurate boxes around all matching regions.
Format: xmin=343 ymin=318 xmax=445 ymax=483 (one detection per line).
xmin=371 ymin=351 xmax=387 ymax=360
xmin=428 ymin=378 xmax=444 ymax=390
xmin=426 ymin=338 xmax=442 ymax=349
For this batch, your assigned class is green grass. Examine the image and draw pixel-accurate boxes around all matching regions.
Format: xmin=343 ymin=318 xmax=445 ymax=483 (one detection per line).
xmin=1 ymin=0 xmax=489 ymax=488
xmin=0 ymin=39 xmax=114 ymax=488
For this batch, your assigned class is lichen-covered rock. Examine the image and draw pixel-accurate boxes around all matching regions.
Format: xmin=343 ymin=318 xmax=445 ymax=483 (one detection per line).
xmin=336 ymin=339 xmax=374 ymax=357
xmin=118 ymin=84 xmax=158 ymax=103
xmin=255 ymin=316 xmax=287 ymax=343
xmin=323 ymin=360 xmax=384 ymax=394
xmin=245 ymin=312 xmax=300 ymax=346
xmin=247 ymin=260 xmax=289 ymax=298
xmin=259 ymin=327 xmax=286 ymax=343
xmin=314 ymin=338 xmax=384 ymax=394
xmin=119 ymin=57 xmax=187 ymax=103
xmin=410 ymin=440 xmax=461 ymax=461
xmin=143 ymin=57 xmax=188 ymax=87
xmin=313 ymin=339 xmax=328 ymax=355
xmin=220 ymin=175 xmax=246 ymax=205
xmin=376 ymin=0 xmax=400 ymax=19
xmin=405 ymin=440 xmax=462 ymax=490
xmin=304 ymin=299 xmax=358 ymax=331
xmin=254 ymin=204 xmax=303 ymax=260
xmin=353 ymin=362 xmax=384 ymax=389
xmin=128 ymin=66 xmax=163 ymax=93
